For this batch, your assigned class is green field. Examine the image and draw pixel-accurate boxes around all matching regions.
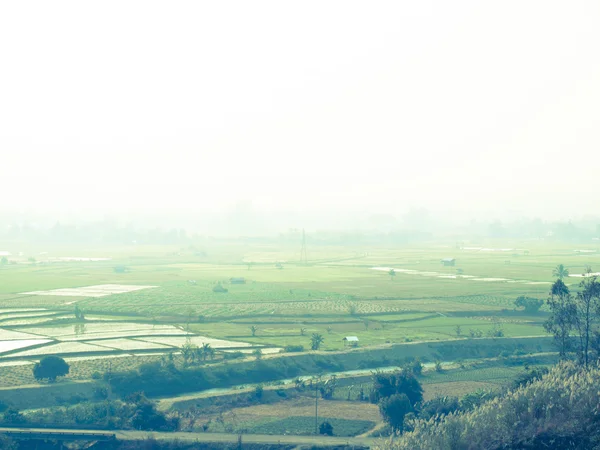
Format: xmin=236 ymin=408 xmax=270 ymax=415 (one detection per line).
xmin=0 ymin=239 xmax=595 ymax=375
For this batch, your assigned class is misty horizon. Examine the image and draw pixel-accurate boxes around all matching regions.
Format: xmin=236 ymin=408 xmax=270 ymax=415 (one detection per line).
xmin=2 ymin=1 xmax=600 ymax=224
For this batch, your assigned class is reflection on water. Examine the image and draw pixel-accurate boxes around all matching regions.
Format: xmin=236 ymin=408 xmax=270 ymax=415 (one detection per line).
xmin=74 ymin=323 xmax=86 ymax=336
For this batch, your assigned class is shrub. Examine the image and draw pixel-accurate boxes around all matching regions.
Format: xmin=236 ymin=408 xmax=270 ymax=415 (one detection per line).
xmin=418 ymin=396 xmax=460 ymax=420
xmin=320 ymin=421 xmax=334 ymax=436
xmin=33 ymin=356 xmax=69 ymax=382
xmin=212 ymin=283 xmax=228 ymax=293
xmin=254 ymin=385 xmax=264 ymax=399
xmin=284 ymin=345 xmax=305 ymax=353
xmin=409 ymin=359 xmax=423 ymax=376
xmin=2 ymin=407 xmax=25 ymax=424
xmin=512 ymin=366 xmax=549 ymax=389
xmin=514 ymin=296 xmax=544 ymax=313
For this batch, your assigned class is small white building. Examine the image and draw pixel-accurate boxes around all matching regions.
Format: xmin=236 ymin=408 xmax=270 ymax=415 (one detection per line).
xmin=343 ymin=336 xmax=359 ymax=347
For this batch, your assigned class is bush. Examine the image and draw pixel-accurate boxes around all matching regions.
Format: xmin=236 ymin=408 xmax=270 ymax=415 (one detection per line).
xmin=284 ymin=345 xmax=305 ymax=353
xmin=33 ymin=356 xmax=69 ymax=382
xmin=514 ymin=296 xmax=544 ymax=313
xmin=418 ymin=396 xmax=460 ymax=420
xmin=512 ymin=366 xmax=549 ymax=389
xmin=254 ymin=385 xmax=264 ymax=399
xmin=410 ymin=359 xmax=423 ymax=376
xmin=320 ymin=421 xmax=334 ymax=436
xmin=93 ymin=387 xmax=108 ymax=400
xmin=2 ymin=407 xmax=25 ymax=424
xmin=212 ymin=283 xmax=228 ymax=293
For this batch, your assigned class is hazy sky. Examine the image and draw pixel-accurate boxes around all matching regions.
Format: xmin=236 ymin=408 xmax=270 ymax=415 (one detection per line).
xmin=1 ymin=1 xmax=599 ymax=222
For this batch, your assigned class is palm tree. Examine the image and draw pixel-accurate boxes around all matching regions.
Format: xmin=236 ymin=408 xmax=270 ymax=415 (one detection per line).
xmin=388 ymin=269 xmax=396 ymax=281
xmin=553 ymin=264 xmax=569 ymax=280
xmin=294 ymin=377 xmax=305 ymax=390
xmin=300 ymin=327 xmax=307 ymax=336
xmin=250 ymin=325 xmax=258 ymax=337
xmin=252 ymin=348 xmax=262 ymax=360
xmin=180 ymin=338 xmax=198 ymax=367
xmin=310 ymin=333 xmax=324 ymax=350
xmin=200 ymin=343 xmax=214 ymax=361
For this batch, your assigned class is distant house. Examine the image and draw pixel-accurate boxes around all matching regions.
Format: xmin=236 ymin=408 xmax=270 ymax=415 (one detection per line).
xmin=230 ymin=277 xmax=246 ymax=284
xmin=441 ymin=258 xmax=456 ymax=266
xmin=343 ymin=336 xmax=359 ymax=347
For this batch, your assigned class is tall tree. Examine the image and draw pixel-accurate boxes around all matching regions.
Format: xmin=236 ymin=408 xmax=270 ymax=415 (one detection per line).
xmin=310 ymin=333 xmax=324 ymax=350
xmin=201 ymin=343 xmax=214 ymax=361
xmin=576 ymin=274 xmax=600 ymax=367
xmin=370 ymin=369 xmax=423 ymax=406
xmin=544 ymin=279 xmax=577 ymax=357
xmin=553 ymin=264 xmax=569 ymax=280
xmin=180 ymin=338 xmax=198 ymax=366
xmin=379 ymin=393 xmax=412 ymax=432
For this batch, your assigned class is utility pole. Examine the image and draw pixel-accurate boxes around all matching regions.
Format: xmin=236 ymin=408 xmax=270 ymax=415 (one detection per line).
xmin=300 ymin=229 xmax=308 ymax=265
xmin=106 ymin=361 xmax=112 ymax=426
xmin=315 ymin=378 xmax=319 ymax=435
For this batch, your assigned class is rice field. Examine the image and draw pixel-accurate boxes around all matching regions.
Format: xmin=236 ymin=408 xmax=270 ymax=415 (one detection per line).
xmin=0 ymin=239 xmax=590 ymax=385
xmin=0 ymin=329 xmax=44 ymax=340
xmin=85 ymin=338 xmax=173 ymax=351
xmin=137 ymin=335 xmax=253 ymax=348
xmin=20 ymin=284 xmax=158 ymax=298
xmin=0 ymin=339 xmax=53 ymax=354
xmin=12 ymin=341 xmax=111 ymax=357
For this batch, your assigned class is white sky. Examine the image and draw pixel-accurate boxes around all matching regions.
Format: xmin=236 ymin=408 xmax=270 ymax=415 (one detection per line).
xmin=1 ymin=1 xmax=599 ymax=221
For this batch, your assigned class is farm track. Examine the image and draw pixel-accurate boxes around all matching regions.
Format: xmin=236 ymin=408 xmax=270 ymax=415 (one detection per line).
xmin=0 ymin=426 xmax=379 ymax=447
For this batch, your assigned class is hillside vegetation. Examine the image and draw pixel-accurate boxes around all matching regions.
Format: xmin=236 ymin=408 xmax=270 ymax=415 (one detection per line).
xmin=380 ymin=361 xmax=600 ymax=450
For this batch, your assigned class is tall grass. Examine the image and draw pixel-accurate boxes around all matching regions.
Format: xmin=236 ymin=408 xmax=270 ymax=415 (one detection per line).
xmin=379 ymin=361 xmax=600 ymax=450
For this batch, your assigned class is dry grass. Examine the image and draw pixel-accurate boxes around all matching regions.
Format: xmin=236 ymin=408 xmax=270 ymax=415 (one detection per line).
xmin=423 ymin=381 xmax=499 ymax=401
xmin=231 ymin=397 xmax=382 ymax=422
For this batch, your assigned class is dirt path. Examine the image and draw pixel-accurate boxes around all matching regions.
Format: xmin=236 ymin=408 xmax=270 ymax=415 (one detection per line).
xmin=0 ymin=426 xmax=379 ymax=448
xmin=358 ymin=422 xmax=386 ymax=438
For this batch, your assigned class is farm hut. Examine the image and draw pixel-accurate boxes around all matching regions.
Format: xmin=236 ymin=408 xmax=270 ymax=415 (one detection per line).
xmin=343 ymin=336 xmax=359 ymax=347
xmin=230 ymin=277 xmax=246 ymax=284
xmin=441 ymin=258 xmax=456 ymax=266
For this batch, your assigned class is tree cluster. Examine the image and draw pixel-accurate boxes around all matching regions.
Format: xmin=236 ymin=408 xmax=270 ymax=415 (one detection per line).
xmin=544 ymin=267 xmax=600 ymax=366
xmin=370 ymin=369 xmax=424 ymax=431
xmin=180 ymin=339 xmax=215 ymax=367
